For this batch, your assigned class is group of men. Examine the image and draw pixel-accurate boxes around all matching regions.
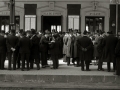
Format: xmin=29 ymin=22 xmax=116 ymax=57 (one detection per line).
xmin=63 ymin=30 xmax=120 ymax=75
xmin=0 ymin=29 xmax=120 ymax=75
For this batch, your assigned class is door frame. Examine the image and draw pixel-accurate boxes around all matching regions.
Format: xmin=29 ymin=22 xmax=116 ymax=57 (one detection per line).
xmin=85 ymin=16 xmax=105 ymax=34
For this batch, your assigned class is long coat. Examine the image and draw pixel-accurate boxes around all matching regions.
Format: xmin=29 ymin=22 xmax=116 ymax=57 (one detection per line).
xmin=39 ymin=36 xmax=50 ymax=52
xmin=6 ymin=34 xmax=19 ymax=53
xmin=115 ymin=39 xmax=120 ymax=75
xmin=103 ymin=35 xmax=118 ymax=62
xmin=66 ymin=35 xmax=71 ymax=57
xmin=63 ymin=35 xmax=68 ymax=55
xmin=70 ymin=35 xmax=78 ymax=58
xmin=19 ymin=36 xmax=31 ymax=54
xmin=97 ymin=36 xmax=105 ymax=62
xmin=77 ymin=36 xmax=93 ymax=61
xmin=0 ymin=35 xmax=6 ymax=53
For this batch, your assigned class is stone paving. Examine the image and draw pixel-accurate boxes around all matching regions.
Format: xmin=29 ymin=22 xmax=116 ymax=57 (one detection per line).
xmin=0 ymin=59 xmax=115 ymax=76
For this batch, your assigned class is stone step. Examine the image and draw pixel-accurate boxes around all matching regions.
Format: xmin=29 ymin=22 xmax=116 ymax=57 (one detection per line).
xmin=0 ymin=75 xmax=120 ymax=90
xmin=0 ymin=75 xmax=120 ymax=84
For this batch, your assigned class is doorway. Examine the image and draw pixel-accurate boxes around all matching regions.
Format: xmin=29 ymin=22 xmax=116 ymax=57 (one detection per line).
xmin=0 ymin=16 xmax=20 ymax=32
xmin=42 ymin=16 xmax=62 ymax=32
xmin=85 ymin=17 xmax=104 ymax=34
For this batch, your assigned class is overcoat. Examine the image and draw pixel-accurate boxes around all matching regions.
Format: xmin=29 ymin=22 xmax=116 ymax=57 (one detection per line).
xmin=103 ymin=35 xmax=118 ymax=62
xmin=66 ymin=35 xmax=71 ymax=57
xmin=39 ymin=35 xmax=50 ymax=52
xmin=6 ymin=34 xmax=19 ymax=52
xmin=115 ymin=39 xmax=120 ymax=75
xmin=0 ymin=35 xmax=6 ymax=53
xmin=19 ymin=36 xmax=31 ymax=54
xmin=63 ymin=35 xmax=68 ymax=55
xmin=77 ymin=36 xmax=93 ymax=61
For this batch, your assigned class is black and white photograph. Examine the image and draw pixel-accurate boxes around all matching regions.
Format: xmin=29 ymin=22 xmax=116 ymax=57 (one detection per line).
xmin=0 ymin=0 xmax=120 ymax=90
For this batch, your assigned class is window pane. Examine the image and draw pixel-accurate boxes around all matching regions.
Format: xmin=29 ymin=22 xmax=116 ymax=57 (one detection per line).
xmin=25 ymin=18 xmax=30 ymax=31
xmin=5 ymin=25 xmax=9 ymax=33
xmin=74 ymin=18 xmax=79 ymax=30
xmin=68 ymin=15 xmax=79 ymax=30
xmin=31 ymin=18 xmax=36 ymax=29
xmin=1 ymin=25 xmax=4 ymax=31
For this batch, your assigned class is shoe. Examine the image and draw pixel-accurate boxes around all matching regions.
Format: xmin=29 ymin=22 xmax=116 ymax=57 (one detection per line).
xmin=42 ymin=66 xmax=46 ymax=68
xmin=27 ymin=69 xmax=30 ymax=71
xmin=81 ymin=68 xmax=84 ymax=71
xmin=21 ymin=69 xmax=24 ymax=71
xmin=86 ymin=69 xmax=91 ymax=71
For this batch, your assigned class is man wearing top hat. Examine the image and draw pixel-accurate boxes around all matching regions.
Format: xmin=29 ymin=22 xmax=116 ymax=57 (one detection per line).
xmin=0 ymin=30 xmax=7 ymax=70
xmin=103 ymin=31 xmax=118 ymax=72
xmin=30 ymin=29 xmax=40 ymax=70
xmin=77 ymin=30 xmax=93 ymax=71
xmin=6 ymin=29 xmax=19 ymax=70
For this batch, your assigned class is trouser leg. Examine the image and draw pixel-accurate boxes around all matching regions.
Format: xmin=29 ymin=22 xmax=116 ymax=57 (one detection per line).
xmin=21 ymin=53 xmax=25 ymax=70
xmin=86 ymin=61 xmax=90 ymax=70
xmin=0 ymin=53 xmax=5 ymax=69
xmin=13 ymin=52 xmax=17 ymax=70
xmin=81 ymin=60 xmax=84 ymax=70
xmin=67 ymin=57 xmax=70 ymax=65
xmin=26 ymin=54 xmax=30 ymax=70
xmin=107 ymin=62 xmax=111 ymax=72
xmin=7 ymin=52 xmax=12 ymax=70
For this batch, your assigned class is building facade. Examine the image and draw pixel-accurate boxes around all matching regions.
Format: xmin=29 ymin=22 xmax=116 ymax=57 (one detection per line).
xmin=0 ymin=0 xmax=119 ymax=34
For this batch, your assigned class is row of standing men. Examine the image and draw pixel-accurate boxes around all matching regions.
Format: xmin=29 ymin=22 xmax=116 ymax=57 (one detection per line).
xmin=0 ymin=29 xmax=120 ymax=75
xmin=63 ymin=30 xmax=120 ymax=75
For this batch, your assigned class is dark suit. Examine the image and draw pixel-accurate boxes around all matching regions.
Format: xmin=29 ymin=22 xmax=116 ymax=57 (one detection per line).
xmin=19 ymin=36 xmax=31 ymax=70
xmin=30 ymin=35 xmax=40 ymax=69
xmin=40 ymin=35 xmax=50 ymax=67
xmin=49 ymin=40 xmax=61 ymax=69
xmin=115 ymin=39 xmax=120 ymax=75
xmin=6 ymin=34 xmax=19 ymax=70
xmin=0 ymin=35 xmax=6 ymax=69
xmin=103 ymin=35 xmax=118 ymax=71
xmin=77 ymin=36 xmax=93 ymax=71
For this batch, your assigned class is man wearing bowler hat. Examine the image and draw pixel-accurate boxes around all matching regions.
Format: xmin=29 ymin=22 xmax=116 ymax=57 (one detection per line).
xmin=77 ymin=30 xmax=93 ymax=71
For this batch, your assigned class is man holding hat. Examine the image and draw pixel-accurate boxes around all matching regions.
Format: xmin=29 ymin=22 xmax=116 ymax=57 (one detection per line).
xmin=77 ymin=30 xmax=93 ymax=71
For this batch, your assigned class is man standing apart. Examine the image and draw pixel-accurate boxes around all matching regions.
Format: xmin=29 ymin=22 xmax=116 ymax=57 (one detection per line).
xmin=77 ymin=31 xmax=93 ymax=71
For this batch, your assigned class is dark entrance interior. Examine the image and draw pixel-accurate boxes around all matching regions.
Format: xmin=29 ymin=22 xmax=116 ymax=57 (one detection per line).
xmin=85 ymin=17 xmax=104 ymax=34
xmin=42 ymin=16 xmax=62 ymax=32
xmin=0 ymin=16 xmax=20 ymax=32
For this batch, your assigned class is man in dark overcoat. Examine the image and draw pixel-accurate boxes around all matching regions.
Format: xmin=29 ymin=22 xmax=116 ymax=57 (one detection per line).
xmin=49 ymin=34 xmax=61 ymax=69
xmin=77 ymin=31 xmax=93 ymax=71
xmin=19 ymin=32 xmax=31 ymax=71
xmin=30 ymin=29 xmax=40 ymax=70
xmin=115 ymin=37 xmax=120 ymax=75
xmin=0 ymin=31 xmax=7 ymax=70
xmin=6 ymin=29 xmax=19 ymax=70
xmin=103 ymin=31 xmax=118 ymax=72
xmin=39 ymin=32 xmax=50 ymax=68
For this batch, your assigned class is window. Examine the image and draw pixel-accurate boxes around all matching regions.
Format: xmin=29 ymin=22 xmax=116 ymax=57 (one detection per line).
xmin=68 ymin=15 xmax=79 ymax=30
xmin=25 ymin=15 xmax=36 ymax=31
xmin=51 ymin=25 xmax=61 ymax=32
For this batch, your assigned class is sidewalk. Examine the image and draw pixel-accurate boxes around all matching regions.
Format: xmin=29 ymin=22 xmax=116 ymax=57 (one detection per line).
xmin=0 ymin=59 xmax=114 ymax=76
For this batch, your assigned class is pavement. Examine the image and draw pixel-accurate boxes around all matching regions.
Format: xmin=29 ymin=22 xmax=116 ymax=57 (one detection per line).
xmin=0 ymin=59 xmax=120 ymax=90
xmin=0 ymin=59 xmax=115 ymax=75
